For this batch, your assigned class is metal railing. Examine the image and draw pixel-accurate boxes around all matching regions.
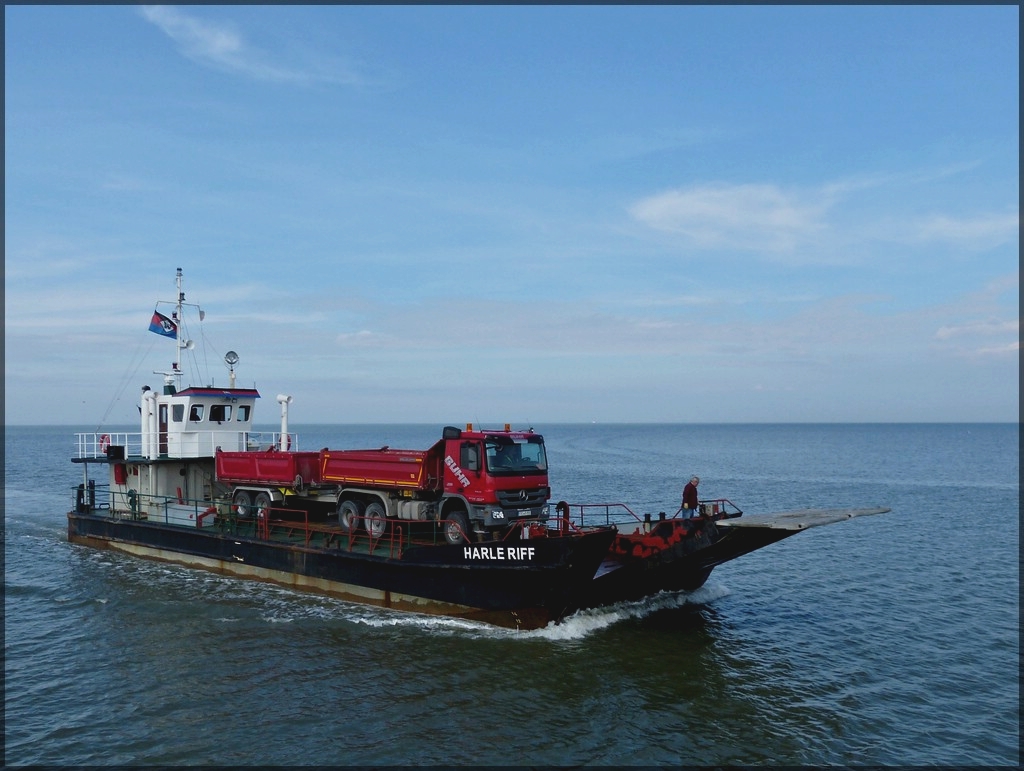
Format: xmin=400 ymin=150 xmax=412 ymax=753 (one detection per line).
xmin=70 ymin=483 xmax=615 ymax=558
xmin=71 ymin=484 xmax=415 ymax=558
xmin=257 ymin=506 xmax=407 ymax=559
xmin=74 ymin=431 xmax=299 ymax=459
xmin=75 ymin=432 xmax=144 ymax=459
xmin=71 ymin=483 xmax=219 ymax=525
xmin=71 ymin=486 xmax=740 ymax=558
xmin=559 ymin=498 xmax=743 ymax=529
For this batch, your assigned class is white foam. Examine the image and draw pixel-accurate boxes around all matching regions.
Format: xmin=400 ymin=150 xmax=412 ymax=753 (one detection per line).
xmin=338 ymin=582 xmax=732 ymax=640
xmin=350 ymin=611 xmax=492 ymax=635
xmin=528 ymin=582 xmax=732 ymax=640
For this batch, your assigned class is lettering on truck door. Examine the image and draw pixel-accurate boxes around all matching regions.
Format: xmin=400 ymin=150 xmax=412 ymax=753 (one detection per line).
xmin=444 ymin=453 xmax=471 ymax=489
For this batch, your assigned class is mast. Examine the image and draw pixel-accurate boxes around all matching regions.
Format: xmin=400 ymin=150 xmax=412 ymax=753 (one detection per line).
xmin=172 ymin=266 xmax=185 ymax=391
xmin=154 ymin=267 xmax=202 ymax=394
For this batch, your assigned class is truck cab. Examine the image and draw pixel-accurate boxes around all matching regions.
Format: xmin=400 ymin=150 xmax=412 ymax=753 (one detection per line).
xmin=439 ymin=425 xmax=551 ymax=539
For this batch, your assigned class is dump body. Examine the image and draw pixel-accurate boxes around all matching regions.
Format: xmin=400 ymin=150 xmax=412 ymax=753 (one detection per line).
xmin=215 ymin=444 xmax=444 ymax=492
xmin=215 ymin=449 xmax=324 ymax=487
xmin=320 ymin=443 xmax=442 ymax=492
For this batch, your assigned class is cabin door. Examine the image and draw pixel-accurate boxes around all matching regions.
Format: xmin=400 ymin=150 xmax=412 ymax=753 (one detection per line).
xmin=159 ymin=404 xmax=168 ymax=456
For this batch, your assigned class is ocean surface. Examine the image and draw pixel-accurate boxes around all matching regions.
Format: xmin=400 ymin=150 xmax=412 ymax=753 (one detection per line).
xmin=5 ymin=422 xmax=1019 ymax=766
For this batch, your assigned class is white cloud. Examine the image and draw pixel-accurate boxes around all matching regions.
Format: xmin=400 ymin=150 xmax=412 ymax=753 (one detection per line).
xmin=976 ymin=341 xmax=1020 ymax=355
xmin=629 ymin=183 xmax=827 ymax=253
xmin=141 ymin=7 xmax=249 ymax=70
xmin=139 ymin=5 xmax=362 ymax=86
xmin=913 ymin=211 xmax=1019 ymax=246
xmin=335 ymin=330 xmax=381 ymax=347
xmin=935 ymin=319 xmax=1019 ymax=340
xmin=630 ymin=172 xmax=1019 ymax=261
xmin=933 ymin=318 xmax=1020 ymax=358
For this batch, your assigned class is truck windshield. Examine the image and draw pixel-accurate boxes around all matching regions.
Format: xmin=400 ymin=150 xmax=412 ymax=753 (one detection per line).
xmin=484 ymin=436 xmax=547 ymax=476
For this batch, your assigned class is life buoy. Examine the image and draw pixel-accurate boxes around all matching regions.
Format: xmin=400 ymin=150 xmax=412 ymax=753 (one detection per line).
xmin=99 ymin=434 xmax=111 ymax=453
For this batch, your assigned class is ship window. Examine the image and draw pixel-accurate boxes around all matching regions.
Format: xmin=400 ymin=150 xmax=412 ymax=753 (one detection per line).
xmin=237 ymin=405 xmax=251 ymax=422
xmin=189 ymin=404 xmax=204 ymax=422
xmin=209 ymin=404 xmax=231 ymax=423
xmin=172 ymin=405 xmax=185 ymax=422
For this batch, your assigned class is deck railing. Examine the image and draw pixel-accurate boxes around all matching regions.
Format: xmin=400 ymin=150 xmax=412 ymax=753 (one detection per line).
xmin=72 ymin=483 xmax=222 ymax=526
xmin=70 ymin=486 xmax=454 ymax=559
xmin=71 ymin=486 xmax=739 ymax=557
xmin=74 ymin=431 xmax=298 ymax=459
xmin=562 ymin=498 xmax=743 ymax=530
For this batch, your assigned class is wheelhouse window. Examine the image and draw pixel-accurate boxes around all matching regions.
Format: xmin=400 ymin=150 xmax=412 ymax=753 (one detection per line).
xmin=484 ymin=436 xmax=547 ymax=476
xmin=189 ymin=404 xmax=204 ymax=422
xmin=209 ymin=404 xmax=231 ymax=423
xmin=237 ymin=405 xmax=251 ymax=422
xmin=172 ymin=405 xmax=185 ymax=422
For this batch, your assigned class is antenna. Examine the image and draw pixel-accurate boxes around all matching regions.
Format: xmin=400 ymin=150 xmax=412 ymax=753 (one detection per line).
xmin=152 ymin=268 xmax=205 ymax=393
xmin=173 ymin=267 xmax=187 ymax=385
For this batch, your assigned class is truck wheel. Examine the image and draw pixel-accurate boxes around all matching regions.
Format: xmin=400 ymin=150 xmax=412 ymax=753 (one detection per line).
xmin=364 ymin=501 xmax=387 ymax=539
xmin=338 ymin=499 xmax=363 ymax=533
xmin=444 ymin=510 xmax=471 ymax=546
xmin=254 ymin=492 xmax=273 ymax=520
xmin=233 ymin=490 xmax=253 ymax=519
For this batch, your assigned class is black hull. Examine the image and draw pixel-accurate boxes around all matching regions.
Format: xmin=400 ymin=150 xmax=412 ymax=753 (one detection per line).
xmin=579 ymin=518 xmax=798 ymax=609
xmin=67 ymin=512 xmax=616 ymax=630
xmin=68 ymin=507 xmax=887 ymax=627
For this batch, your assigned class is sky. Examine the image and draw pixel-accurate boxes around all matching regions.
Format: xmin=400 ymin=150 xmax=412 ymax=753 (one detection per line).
xmin=4 ymin=5 xmax=1019 ymax=427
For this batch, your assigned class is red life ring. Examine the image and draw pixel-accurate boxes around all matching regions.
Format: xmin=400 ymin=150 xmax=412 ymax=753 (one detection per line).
xmin=99 ymin=434 xmax=111 ymax=453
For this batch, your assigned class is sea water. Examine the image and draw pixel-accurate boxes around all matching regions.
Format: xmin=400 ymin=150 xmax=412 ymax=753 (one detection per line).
xmin=4 ymin=423 xmax=1019 ymax=765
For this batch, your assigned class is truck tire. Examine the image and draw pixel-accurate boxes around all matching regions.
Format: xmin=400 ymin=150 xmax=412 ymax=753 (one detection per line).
xmin=443 ymin=510 xmax=471 ymax=546
xmin=364 ymin=501 xmax=387 ymax=539
xmin=338 ymin=499 xmax=363 ymax=533
xmin=233 ymin=490 xmax=253 ymax=519
xmin=254 ymin=492 xmax=273 ymax=520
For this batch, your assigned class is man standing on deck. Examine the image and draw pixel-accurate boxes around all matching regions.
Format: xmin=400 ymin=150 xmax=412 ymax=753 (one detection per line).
xmin=682 ymin=476 xmax=700 ymax=516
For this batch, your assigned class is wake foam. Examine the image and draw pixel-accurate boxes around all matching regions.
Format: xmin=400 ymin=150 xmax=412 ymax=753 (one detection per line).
xmin=530 ymin=582 xmax=731 ymax=640
xmin=343 ymin=581 xmax=731 ymax=640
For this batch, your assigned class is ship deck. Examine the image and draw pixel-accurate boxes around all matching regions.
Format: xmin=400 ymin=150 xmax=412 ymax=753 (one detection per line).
xmin=74 ymin=492 xmax=566 ymax=561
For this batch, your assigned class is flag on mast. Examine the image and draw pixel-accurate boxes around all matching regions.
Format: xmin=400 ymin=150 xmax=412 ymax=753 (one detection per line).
xmin=149 ymin=311 xmax=178 ymax=338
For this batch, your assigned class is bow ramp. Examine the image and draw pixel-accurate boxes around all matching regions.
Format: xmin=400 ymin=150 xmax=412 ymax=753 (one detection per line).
xmin=717 ymin=507 xmax=890 ymax=531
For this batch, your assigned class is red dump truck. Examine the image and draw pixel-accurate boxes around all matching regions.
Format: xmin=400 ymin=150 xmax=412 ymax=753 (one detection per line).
xmin=214 ymin=425 xmax=551 ymax=544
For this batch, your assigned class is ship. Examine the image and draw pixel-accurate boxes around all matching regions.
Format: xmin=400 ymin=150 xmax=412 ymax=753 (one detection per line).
xmin=67 ymin=269 xmax=888 ymax=630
